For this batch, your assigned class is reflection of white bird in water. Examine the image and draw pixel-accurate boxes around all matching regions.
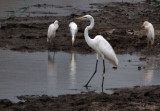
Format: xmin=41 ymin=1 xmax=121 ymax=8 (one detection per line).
xmin=76 ymin=15 xmax=118 ymax=92
xmin=47 ymin=20 xmax=59 ymax=44
xmin=47 ymin=52 xmax=58 ymax=90
xmin=141 ymin=21 xmax=155 ymax=48
xmin=142 ymin=57 xmax=154 ymax=85
xmin=69 ymin=22 xmax=78 ymax=46
xmin=122 ymin=0 xmax=135 ymax=3
xmin=69 ymin=52 xmax=77 ymax=88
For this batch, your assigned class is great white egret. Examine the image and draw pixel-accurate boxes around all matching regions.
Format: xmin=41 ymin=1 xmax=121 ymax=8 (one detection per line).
xmin=69 ymin=22 xmax=78 ymax=46
xmin=47 ymin=20 xmax=59 ymax=44
xmin=76 ymin=15 xmax=118 ymax=91
xmin=141 ymin=21 xmax=155 ymax=48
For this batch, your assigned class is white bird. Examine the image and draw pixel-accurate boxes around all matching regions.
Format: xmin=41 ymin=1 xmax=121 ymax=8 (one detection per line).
xmin=76 ymin=15 xmax=118 ymax=91
xmin=69 ymin=22 xmax=78 ymax=46
xmin=47 ymin=20 xmax=59 ymax=44
xmin=141 ymin=21 xmax=155 ymax=48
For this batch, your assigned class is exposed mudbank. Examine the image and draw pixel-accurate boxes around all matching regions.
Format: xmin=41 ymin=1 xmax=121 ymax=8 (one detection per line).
xmin=0 ymin=2 xmax=160 ymax=55
xmin=0 ymin=2 xmax=160 ymax=111
xmin=1 ymin=85 xmax=160 ymax=111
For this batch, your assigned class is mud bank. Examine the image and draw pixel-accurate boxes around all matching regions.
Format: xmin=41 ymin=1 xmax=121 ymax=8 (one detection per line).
xmin=0 ymin=2 xmax=160 ymax=111
xmin=0 ymin=85 xmax=160 ymax=111
xmin=0 ymin=2 xmax=160 ymax=54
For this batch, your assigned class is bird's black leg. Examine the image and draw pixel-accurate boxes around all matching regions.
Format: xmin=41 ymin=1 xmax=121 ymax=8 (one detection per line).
xmin=47 ymin=39 xmax=50 ymax=50
xmin=53 ymin=38 xmax=56 ymax=48
xmin=53 ymin=51 xmax=55 ymax=60
xmin=84 ymin=59 xmax=98 ymax=87
xmin=101 ymin=59 xmax=105 ymax=92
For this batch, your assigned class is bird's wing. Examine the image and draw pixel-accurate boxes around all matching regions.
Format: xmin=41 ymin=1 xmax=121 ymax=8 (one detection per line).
xmin=47 ymin=25 xmax=52 ymax=37
xmin=70 ymin=23 xmax=78 ymax=37
xmin=146 ymin=24 xmax=155 ymax=43
xmin=150 ymin=25 xmax=155 ymax=41
xmin=47 ymin=24 xmax=58 ymax=37
xmin=54 ymin=23 xmax=59 ymax=30
xmin=95 ymin=35 xmax=118 ymax=66
xmin=70 ymin=28 xmax=78 ymax=37
xmin=48 ymin=25 xmax=53 ymax=37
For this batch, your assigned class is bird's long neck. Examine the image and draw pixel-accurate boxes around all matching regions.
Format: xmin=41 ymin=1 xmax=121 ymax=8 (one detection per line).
xmin=84 ymin=17 xmax=94 ymax=45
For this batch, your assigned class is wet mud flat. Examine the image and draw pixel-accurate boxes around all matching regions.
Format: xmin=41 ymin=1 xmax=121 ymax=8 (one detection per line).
xmin=1 ymin=2 xmax=160 ymax=111
xmin=0 ymin=2 xmax=160 ymax=54
xmin=0 ymin=85 xmax=160 ymax=111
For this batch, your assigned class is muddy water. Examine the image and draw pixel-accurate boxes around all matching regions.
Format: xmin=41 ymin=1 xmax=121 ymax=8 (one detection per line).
xmin=0 ymin=49 xmax=160 ymax=101
xmin=0 ymin=0 xmax=143 ymax=18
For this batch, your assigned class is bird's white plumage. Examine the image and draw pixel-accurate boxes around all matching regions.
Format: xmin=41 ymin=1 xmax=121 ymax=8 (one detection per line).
xmin=69 ymin=22 xmax=78 ymax=38
xmin=47 ymin=20 xmax=59 ymax=43
xmin=143 ymin=21 xmax=155 ymax=43
xmin=93 ymin=35 xmax=118 ymax=66
xmin=76 ymin=15 xmax=118 ymax=89
xmin=80 ymin=15 xmax=118 ymax=67
xmin=69 ymin=22 xmax=78 ymax=46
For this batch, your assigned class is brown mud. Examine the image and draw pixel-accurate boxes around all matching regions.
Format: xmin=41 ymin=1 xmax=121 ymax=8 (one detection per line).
xmin=0 ymin=2 xmax=160 ymax=54
xmin=1 ymin=85 xmax=160 ymax=111
xmin=1 ymin=2 xmax=160 ymax=111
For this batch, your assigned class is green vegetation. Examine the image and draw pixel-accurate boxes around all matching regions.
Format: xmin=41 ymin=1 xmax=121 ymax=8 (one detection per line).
xmin=155 ymin=0 xmax=160 ymax=8
xmin=7 ymin=6 xmax=30 ymax=19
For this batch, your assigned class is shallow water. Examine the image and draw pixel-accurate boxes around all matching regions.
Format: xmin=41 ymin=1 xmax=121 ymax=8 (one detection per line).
xmin=0 ymin=49 xmax=160 ymax=102
xmin=0 ymin=0 xmax=143 ymax=18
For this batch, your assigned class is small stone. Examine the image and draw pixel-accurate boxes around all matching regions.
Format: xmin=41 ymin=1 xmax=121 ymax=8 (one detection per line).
xmin=138 ymin=66 xmax=141 ymax=70
xmin=128 ymin=60 xmax=132 ymax=62
xmin=112 ymin=67 xmax=117 ymax=69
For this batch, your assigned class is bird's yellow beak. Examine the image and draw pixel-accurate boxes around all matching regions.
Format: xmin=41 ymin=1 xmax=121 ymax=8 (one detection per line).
xmin=75 ymin=16 xmax=85 ymax=20
xmin=141 ymin=22 xmax=146 ymax=28
xmin=141 ymin=24 xmax=144 ymax=28
xmin=72 ymin=38 xmax=75 ymax=46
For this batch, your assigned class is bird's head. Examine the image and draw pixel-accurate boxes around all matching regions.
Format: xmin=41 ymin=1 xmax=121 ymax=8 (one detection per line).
xmin=141 ymin=21 xmax=149 ymax=28
xmin=54 ymin=20 xmax=58 ymax=24
xmin=75 ymin=15 xmax=93 ymax=20
xmin=69 ymin=22 xmax=75 ymax=28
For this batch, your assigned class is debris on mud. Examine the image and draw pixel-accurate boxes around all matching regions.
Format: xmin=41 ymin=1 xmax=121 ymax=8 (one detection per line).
xmin=1 ymin=85 xmax=160 ymax=111
xmin=0 ymin=2 xmax=160 ymax=55
xmin=0 ymin=2 xmax=160 ymax=111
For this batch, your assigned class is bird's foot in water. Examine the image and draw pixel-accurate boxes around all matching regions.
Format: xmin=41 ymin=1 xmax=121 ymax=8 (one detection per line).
xmin=102 ymin=73 xmax=106 ymax=77
xmin=84 ymin=85 xmax=91 ymax=90
xmin=101 ymin=91 xmax=105 ymax=94
xmin=112 ymin=66 xmax=117 ymax=69
xmin=83 ymin=84 xmax=91 ymax=88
